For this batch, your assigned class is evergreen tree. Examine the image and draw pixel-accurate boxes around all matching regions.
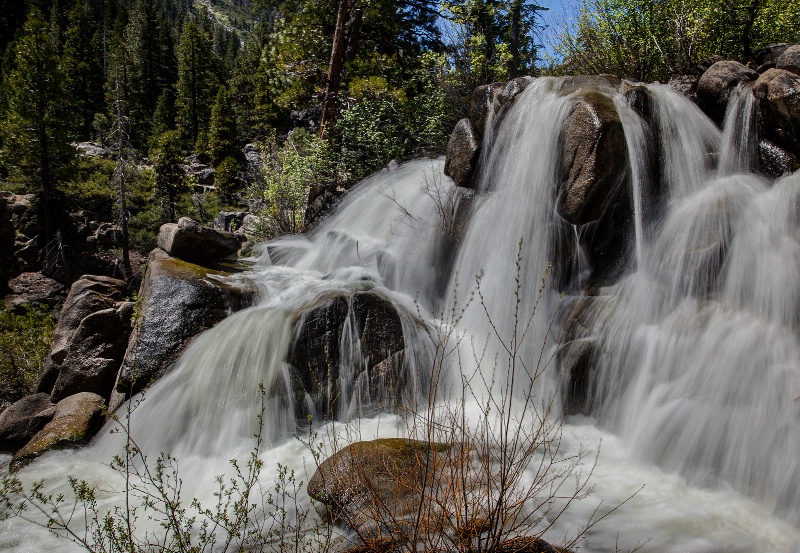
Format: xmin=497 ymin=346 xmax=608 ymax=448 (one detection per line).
xmin=62 ymin=0 xmax=105 ymax=138
xmin=1 ymin=7 xmax=75 ymax=248
xmin=208 ymin=85 xmax=238 ymax=165
xmin=152 ymin=130 xmax=186 ymax=222
xmin=175 ymin=19 xmax=220 ymax=147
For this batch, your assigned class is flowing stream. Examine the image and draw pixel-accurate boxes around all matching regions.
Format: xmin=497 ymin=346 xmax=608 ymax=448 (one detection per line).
xmin=2 ymin=78 xmax=800 ymax=552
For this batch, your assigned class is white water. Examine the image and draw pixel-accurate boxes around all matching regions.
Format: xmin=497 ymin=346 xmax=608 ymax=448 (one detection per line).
xmin=2 ymin=79 xmax=800 ymax=552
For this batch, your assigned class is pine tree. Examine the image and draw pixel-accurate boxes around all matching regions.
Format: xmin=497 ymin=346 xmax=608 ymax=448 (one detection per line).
xmin=152 ymin=129 xmax=186 ymax=222
xmin=62 ymin=0 xmax=105 ymax=138
xmin=208 ymin=85 xmax=238 ymax=166
xmin=1 ymin=7 xmax=75 ymax=248
xmin=175 ymin=19 xmax=220 ymax=147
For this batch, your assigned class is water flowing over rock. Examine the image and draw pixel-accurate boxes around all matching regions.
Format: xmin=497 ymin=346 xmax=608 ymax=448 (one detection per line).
xmin=116 ymin=248 xmax=254 ymax=397
xmin=288 ymin=292 xmax=406 ymax=418
xmin=697 ymin=60 xmax=759 ymax=121
xmin=557 ymin=91 xmax=627 ymax=225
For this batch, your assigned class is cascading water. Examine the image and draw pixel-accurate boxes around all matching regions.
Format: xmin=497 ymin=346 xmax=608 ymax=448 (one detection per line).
xmin=2 ymin=78 xmax=800 ymax=552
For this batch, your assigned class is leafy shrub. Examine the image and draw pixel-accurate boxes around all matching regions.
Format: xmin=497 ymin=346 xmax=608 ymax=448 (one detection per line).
xmin=0 ymin=305 xmax=55 ymax=405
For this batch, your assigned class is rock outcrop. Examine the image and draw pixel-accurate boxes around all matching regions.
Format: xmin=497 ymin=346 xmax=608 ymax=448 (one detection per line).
xmin=0 ymin=393 xmax=56 ymax=452
xmin=116 ymin=248 xmax=253 ymax=396
xmin=444 ymin=118 xmax=481 ymax=188
xmin=10 ymin=392 xmax=104 ymax=471
xmin=697 ymin=60 xmax=759 ymax=121
xmin=38 ymin=275 xmax=128 ymax=394
xmin=752 ymin=68 xmax=800 ymax=159
xmin=157 ymin=217 xmax=245 ymax=262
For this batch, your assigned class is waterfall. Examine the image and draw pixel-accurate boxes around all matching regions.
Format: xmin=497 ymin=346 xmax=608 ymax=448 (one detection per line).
xmin=2 ymin=79 xmax=800 ymax=553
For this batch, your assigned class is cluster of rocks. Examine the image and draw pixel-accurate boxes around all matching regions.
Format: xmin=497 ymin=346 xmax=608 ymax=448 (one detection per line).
xmin=442 ymin=47 xmax=800 ymax=417
xmin=0 ymin=217 xmax=251 ymax=469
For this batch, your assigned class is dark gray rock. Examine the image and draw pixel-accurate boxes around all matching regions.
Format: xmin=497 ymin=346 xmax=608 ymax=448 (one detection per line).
xmin=775 ymin=44 xmax=800 ymax=76
xmin=759 ymin=140 xmax=799 ymax=176
xmin=157 ymin=217 xmax=245 ymax=262
xmin=3 ymin=272 xmax=65 ymax=314
xmin=116 ymin=248 xmax=254 ymax=396
xmin=38 ymin=275 xmax=128 ymax=394
xmin=469 ymin=82 xmax=505 ymax=137
xmin=0 ymin=393 xmax=55 ymax=452
xmin=50 ymin=307 xmax=132 ymax=402
xmin=668 ymin=75 xmax=700 ymax=104
xmin=558 ymin=91 xmax=627 ymax=225
xmin=287 ymin=292 xmax=406 ymax=418
xmin=11 ymin=392 xmax=104 ymax=471
xmin=752 ymin=68 xmax=800 ymax=158
xmin=754 ymin=43 xmax=792 ymax=67
xmin=213 ymin=211 xmax=246 ymax=233
xmin=697 ymin=61 xmax=759 ymax=122
xmin=444 ymin=119 xmax=482 ymax=189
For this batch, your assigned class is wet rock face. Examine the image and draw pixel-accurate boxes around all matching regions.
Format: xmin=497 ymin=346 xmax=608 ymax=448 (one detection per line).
xmin=117 ymin=248 xmax=254 ymax=397
xmin=10 ymin=392 xmax=104 ymax=471
xmin=558 ymin=91 xmax=627 ymax=225
xmin=157 ymin=217 xmax=245 ymax=262
xmin=444 ymin=118 xmax=481 ymax=189
xmin=287 ymin=292 xmax=406 ymax=418
xmin=697 ymin=60 xmax=759 ymax=122
xmin=38 ymin=275 xmax=128 ymax=394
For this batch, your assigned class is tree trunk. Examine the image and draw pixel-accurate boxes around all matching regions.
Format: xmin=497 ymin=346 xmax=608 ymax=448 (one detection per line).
xmin=114 ymin=73 xmax=132 ymax=278
xmin=509 ymin=0 xmax=522 ymax=78
xmin=319 ymin=0 xmax=355 ymax=139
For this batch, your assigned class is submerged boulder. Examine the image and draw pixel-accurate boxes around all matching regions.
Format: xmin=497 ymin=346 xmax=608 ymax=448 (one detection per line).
xmin=10 ymin=392 xmax=104 ymax=471
xmin=557 ymin=337 xmax=599 ymax=415
xmin=38 ymin=275 xmax=128 ymax=394
xmin=287 ymin=291 xmax=406 ymax=418
xmin=0 ymin=393 xmax=56 ymax=452
xmin=558 ymin=91 xmax=627 ymax=225
xmin=116 ymin=248 xmax=254 ymax=397
xmin=157 ymin=217 xmax=245 ymax=262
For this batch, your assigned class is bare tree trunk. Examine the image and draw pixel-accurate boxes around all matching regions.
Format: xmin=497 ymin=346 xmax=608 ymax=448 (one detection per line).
xmin=114 ymin=71 xmax=132 ymax=278
xmin=319 ymin=0 xmax=355 ymax=139
xmin=509 ymin=0 xmax=522 ymax=78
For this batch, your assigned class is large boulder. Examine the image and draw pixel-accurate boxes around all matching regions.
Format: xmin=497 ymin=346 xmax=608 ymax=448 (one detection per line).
xmin=697 ymin=61 xmax=759 ymax=122
xmin=775 ymin=44 xmax=800 ymax=76
xmin=3 ymin=272 xmax=65 ymax=314
xmin=444 ymin=118 xmax=482 ymax=189
xmin=557 ymin=91 xmax=627 ymax=225
xmin=287 ymin=292 xmax=406 ymax=418
xmin=308 ymin=439 xmax=449 ymax=532
xmin=10 ymin=392 xmax=104 ymax=471
xmin=0 ymin=393 xmax=56 ymax=452
xmin=50 ymin=305 xmax=133 ymax=402
xmin=752 ymin=69 xmax=800 ymax=158
xmin=38 ymin=275 xmax=128 ymax=394
xmin=469 ymin=77 xmax=533 ymax=137
xmin=759 ymin=140 xmax=799 ymax=176
xmin=116 ymin=248 xmax=254 ymax=397
xmin=157 ymin=217 xmax=245 ymax=263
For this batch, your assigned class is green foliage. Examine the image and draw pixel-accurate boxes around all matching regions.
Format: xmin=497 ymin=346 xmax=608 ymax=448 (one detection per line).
xmin=550 ymin=0 xmax=800 ymax=81
xmin=215 ymin=155 xmax=241 ymax=204
xmin=0 ymin=305 xmax=55 ymax=404
xmin=259 ymin=129 xmax=335 ymax=236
